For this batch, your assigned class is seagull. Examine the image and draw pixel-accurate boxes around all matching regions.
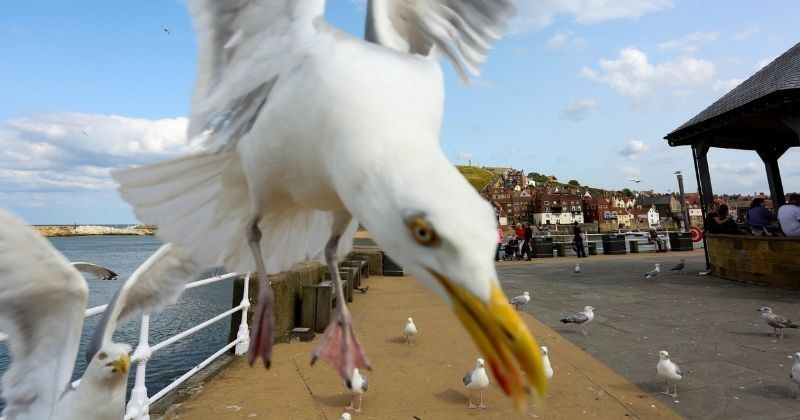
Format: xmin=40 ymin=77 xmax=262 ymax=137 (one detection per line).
xmin=345 ymin=368 xmax=368 ymax=413
xmin=81 ymin=130 xmax=89 ymax=136
xmin=162 ymin=26 xmax=170 ymax=34
xmin=0 ymin=207 xmax=131 ymax=420
xmin=463 ymin=358 xmax=490 ymax=409
xmin=645 ymin=264 xmax=661 ymax=279
xmin=340 ymin=413 xmax=352 ymax=420
xmin=670 ymin=259 xmax=685 ymax=274
xmin=757 ymin=307 xmax=799 ymax=338
xmin=508 ymin=291 xmax=531 ymax=310
xmin=656 ymin=350 xmax=683 ymax=397
xmin=111 ymin=0 xmax=546 ymax=406
xmin=72 ymin=262 xmax=118 ymax=280
xmin=628 ymin=178 xmax=642 ymax=183
xmin=404 ymin=317 xmax=418 ymax=345
xmin=560 ymin=306 xmax=595 ymax=335
xmin=541 ymin=346 xmax=553 ymax=380
xmin=791 ymin=352 xmax=800 ymax=400
xmin=574 ymin=263 xmax=581 ymax=273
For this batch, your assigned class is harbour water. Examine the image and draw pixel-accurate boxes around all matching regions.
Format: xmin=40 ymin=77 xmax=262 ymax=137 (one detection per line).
xmin=0 ymin=235 xmax=235 ymax=411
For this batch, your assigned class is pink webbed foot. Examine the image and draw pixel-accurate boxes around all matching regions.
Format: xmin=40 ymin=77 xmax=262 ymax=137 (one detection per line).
xmin=247 ymin=289 xmax=274 ymax=368
xmin=479 ymin=404 xmax=488 ymax=409
xmin=345 ymin=405 xmax=354 ymax=412
xmin=311 ymin=311 xmax=371 ymax=382
xmin=354 ymin=408 xmax=362 ymax=413
xmin=468 ymin=403 xmax=477 ymax=409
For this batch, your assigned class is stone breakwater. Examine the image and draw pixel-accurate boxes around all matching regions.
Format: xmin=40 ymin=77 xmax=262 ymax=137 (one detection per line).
xmin=35 ymin=225 xmax=157 ymax=237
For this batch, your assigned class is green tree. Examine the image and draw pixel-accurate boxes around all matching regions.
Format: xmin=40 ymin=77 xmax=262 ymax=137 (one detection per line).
xmin=568 ymin=180 xmax=580 ymax=186
xmin=620 ymin=188 xmax=634 ymax=197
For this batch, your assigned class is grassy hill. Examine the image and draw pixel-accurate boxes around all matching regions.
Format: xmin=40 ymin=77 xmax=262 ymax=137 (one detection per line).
xmin=456 ymin=166 xmax=495 ymax=192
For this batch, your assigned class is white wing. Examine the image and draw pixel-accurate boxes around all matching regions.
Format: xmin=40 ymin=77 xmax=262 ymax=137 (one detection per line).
xmin=0 ymin=208 xmax=88 ymax=419
xmin=365 ymin=0 xmax=515 ymax=82
xmin=71 ymin=262 xmax=118 ymax=280
xmin=85 ymin=244 xmax=202 ymax=362
xmin=186 ymin=0 xmax=328 ymax=149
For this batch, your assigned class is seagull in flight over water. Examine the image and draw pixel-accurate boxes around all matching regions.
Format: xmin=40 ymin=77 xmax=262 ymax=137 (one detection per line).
xmin=111 ymin=0 xmax=546 ymax=409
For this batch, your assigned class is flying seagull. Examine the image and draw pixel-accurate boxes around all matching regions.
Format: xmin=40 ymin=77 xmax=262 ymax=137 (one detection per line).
xmin=162 ymin=26 xmax=170 ymax=34
xmin=645 ymin=264 xmax=661 ymax=279
xmin=508 ymin=291 xmax=531 ymax=309
xmin=670 ymin=259 xmax=685 ymax=274
xmin=463 ymin=358 xmax=490 ymax=409
xmin=791 ymin=352 xmax=800 ymax=400
xmin=403 ymin=317 xmax=417 ymax=345
xmin=345 ymin=368 xmax=368 ymax=413
xmin=656 ymin=350 xmax=683 ymax=397
xmin=0 ymin=207 xmax=130 ymax=420
xmin=757 ymin=307 xmax=799 ymax=338
xmin=541 ymin=346 xmax=553 ymax=380
xmin=628 ymin=178 xmax=642 ymax=183
xmin=560 ymin=306 xmax=595 ymax=335
xmin=111 ymin=0 xmax=545 ymax=407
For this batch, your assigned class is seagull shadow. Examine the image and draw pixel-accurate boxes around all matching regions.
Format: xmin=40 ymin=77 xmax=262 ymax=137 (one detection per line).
xmin=386 ymin=336 xmax=408 ymax=344
xmin=634 ymin=381 xmax=664 ymax=394
xmin=434 ymin=388 xmax=467 ymax=405
xmin=315 ymin=392 xmax=351 ymax=409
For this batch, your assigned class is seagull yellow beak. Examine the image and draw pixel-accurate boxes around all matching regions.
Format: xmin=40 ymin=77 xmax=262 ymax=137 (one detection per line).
xmin=429 ymin=270 xmax=547 ymax=411
xmin=111 ymin=353 xmax=131 ymax=374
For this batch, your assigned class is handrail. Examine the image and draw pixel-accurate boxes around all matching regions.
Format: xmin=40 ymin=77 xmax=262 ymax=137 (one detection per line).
xmin=0 ymin=272 xmax=251 ymax=420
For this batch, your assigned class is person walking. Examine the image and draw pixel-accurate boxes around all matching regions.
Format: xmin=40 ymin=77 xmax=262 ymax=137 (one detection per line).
xmin=573 ymin=221 xmax=586 ymax=258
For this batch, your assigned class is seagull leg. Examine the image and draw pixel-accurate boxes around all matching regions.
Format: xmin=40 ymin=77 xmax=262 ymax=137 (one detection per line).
xmin=780 ymin=328 xmax=785 ymax=339
xmin=479 ymin=391 xmax=488 ymax=409
xmin=345 ymin=396 xmax=355 ymax=412
xmin=246 ymin=217 xmax=275 ymax=368
xmin=468 ymin=391 xmax=476 ymax=409
xmin=671 ymin=384 xmax=678 ymax=398
xmin=311 ymin=212 xmax=371 ymax=382
xmin=355 ymin=394 xmax=363 ymax=413
xmin=581 ymin=324 xmax=588 ymax=336
xmin=662 ymin=382 xmax=670 ymax=395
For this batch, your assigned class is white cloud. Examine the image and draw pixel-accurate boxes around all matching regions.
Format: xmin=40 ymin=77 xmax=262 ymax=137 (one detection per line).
xmin=709 ymin=161 xmax=760 ymax=175
xmin=756 ymin=56 xmax=778 ymax=70
xmin=546 ymin=30 xmax=585 ymax=50
xmin=560 ymin=98 xmax=598 ymax=121
xmin=618 ymin=140 xmax=649 ymax=160
xmin=0 ymin=112 xmax=198 ymax=193
xmin=734 ymin=25 xmax=760 ymax=41
xmin=457 ymin=150 xmax=473 ymax=162
xmin=618 ymin=166 xmax=641 ymax=175
xmin=513 ymin=0 xmax=673 ymax=32
xmin=657 ymin=31 xmax=719 ymax=53
xmin=581 ymin=47 xmax=716 ymax=97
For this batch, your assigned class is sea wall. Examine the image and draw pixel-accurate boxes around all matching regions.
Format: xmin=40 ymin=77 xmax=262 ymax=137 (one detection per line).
xmin=707 ymin=234 xmax=800 ymax=289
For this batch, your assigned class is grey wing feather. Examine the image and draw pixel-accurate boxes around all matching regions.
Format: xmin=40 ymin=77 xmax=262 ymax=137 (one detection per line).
xmin=463 ymin=371 xmax=472 ymax=386
xmin=673 ymin=362 xmax=683 ymax=377
xmin=361 ymin=374 xmax=369 ymax=392
xmin=86 ymin=244 xmax=202 ymax=362
xmin=71 ymin=262 xmax=118 ymax=280
xmin=365 ymin=0 xmax=516 ymax=82
xmin=0 ymin=207 xmax=89 ymax=419
xmin=509 ymin=295 xmax=526 ymax=305
xmin=568 ymin=313 xmax=589 ymax=323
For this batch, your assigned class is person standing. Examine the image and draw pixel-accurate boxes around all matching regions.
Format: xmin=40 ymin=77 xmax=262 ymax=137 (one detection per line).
xmin=495 ymin=226 xmax=503 ymax=261
xmin=522 ymin=223 xmax=533 ymax=261
xmin=573 ymin=221 xmax=586 ymax=258
xmin=778 ymin=194 xmax=800 ymax=237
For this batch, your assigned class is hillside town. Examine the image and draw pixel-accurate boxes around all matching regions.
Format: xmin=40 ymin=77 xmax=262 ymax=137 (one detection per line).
xmin=464 ymin=166 xmax=775 ymax=232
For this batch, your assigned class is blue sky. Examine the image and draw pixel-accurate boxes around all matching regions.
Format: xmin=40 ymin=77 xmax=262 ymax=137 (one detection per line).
xmin=2 ymin=0 xmax=799 ymax=224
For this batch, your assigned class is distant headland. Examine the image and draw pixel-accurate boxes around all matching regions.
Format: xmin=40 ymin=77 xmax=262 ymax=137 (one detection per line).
xmin=35 ymin=225 xmax=156 ymax=237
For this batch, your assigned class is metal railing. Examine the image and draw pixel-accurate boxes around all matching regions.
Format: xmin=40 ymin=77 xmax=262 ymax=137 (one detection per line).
xmin=0 ymin=272 xmax=251 ymax=420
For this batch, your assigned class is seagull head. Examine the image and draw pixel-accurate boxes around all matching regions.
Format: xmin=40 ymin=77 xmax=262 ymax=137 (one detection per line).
xmin=523 ymin=291 xmax=530 ymax=297
xmin=85 ymin=342 xmax=132 ymax=382
xmin=794 ymin=352 xmax=800 ymax=361
xmin=655 ymin=264 xmax=661 ymax=269
xmin=476 ymin=357 xmax=485 ymax=369
xmin=585 ymin=306 xmax=595 ymax=312
xmin=659 ymin=350 xmax=670 ymax=360
xmin=540 ymin=346 xmax=548 ymax=356
xmin=407 ymin=317 xmax=414 ymax=323
xmin=353 ymin=161 xmax=547 ymax=409
xmin=341 ymin=413 xmax=352 ymax=420
xmin=757 ymin=307 xmax=773 ymax=314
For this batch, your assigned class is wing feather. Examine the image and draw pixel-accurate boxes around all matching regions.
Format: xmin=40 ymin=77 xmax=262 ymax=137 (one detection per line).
xmin=0 ymin=208 xmax=88 ymax=419
xmin=365 ymin=0 xmax=515 ymax=82
xmin=70 ymin=262 xmax=118 ymax=280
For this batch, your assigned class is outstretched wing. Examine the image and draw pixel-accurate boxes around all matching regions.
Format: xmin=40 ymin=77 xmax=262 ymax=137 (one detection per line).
xmin=0 ymin=208 xmax=89 ymax=419
xmin=86 ymin=244 xmax=202 ymax=362
xmin=365 ymin=0 xmax=515 ymax=82
xmin=71 ymin=262 xmax=118 ymax=280
xmin=187 ymin=0 xmax=329 ymax=149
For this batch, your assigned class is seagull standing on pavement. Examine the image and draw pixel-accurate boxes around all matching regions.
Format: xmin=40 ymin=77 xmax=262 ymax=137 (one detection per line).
xmin=645 ymin=264 xmax=661 ymax=278
xmin=670 ymin=259 xmax=685 ymax=274
xmin=110 ymin=0 xmax=546 ymax=407
xmin=403 ymin=317 xmax=418 ymax=345
xmin=463 ymin=358 xmax=490 ymax=409
xmin=560 ymin=306 xmax=595 ymax=335
xmin=791 ymin=352 xmax=800 ymax=399
xmin=757 ymin=307 xmax=799 ymax=338
xmin=656 ymin=350 xmax=683 ymax=397
xmin=509 ymin=291 xmax=531 ymax=310
xmin=344 ymin=368 xmax=368 ymax=413
xmin=574 ymin=263 xmax=581 ymax=273
xmin=541 ymin=346 xmax=553 ymax=380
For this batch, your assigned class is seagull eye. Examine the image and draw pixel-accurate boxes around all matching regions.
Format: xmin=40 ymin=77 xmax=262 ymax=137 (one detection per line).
xmin=98 ymin=352 xmax=107 ymax=360
xmin=409 ymin=218 xmax=439 ymax=246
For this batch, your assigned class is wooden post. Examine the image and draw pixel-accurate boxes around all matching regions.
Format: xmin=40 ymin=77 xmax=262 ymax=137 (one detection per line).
xmin=757 ymin=145 xmax=789 ymax=208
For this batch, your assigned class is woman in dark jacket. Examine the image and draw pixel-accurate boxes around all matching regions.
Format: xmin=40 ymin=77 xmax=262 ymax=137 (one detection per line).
xmin=572 ymin=222 xmax=586 ymax=258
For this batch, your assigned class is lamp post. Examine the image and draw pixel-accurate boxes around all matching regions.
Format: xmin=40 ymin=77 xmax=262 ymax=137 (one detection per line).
xmin=675 ymin=171 xmax=690 ymax=232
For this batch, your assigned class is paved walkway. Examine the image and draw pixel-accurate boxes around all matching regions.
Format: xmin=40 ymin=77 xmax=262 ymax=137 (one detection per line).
xmin=498 ymin=250 xmax=800 ymax=420
xmin=159 ymin=272 xmax=679 ymax=419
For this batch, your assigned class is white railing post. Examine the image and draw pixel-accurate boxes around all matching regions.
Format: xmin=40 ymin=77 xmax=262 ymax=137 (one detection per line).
xmin=234 ymin=274 xmax=251 ymax=355
xmin=125 ymin=314 xmax=152 ymax=420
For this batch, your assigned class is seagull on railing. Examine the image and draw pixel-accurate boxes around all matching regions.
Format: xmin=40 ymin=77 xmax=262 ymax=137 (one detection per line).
xmin=110 ymin=0 xmax=545 ymax=408
xmin=0 ymin=207 xmax=131 ymax=420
